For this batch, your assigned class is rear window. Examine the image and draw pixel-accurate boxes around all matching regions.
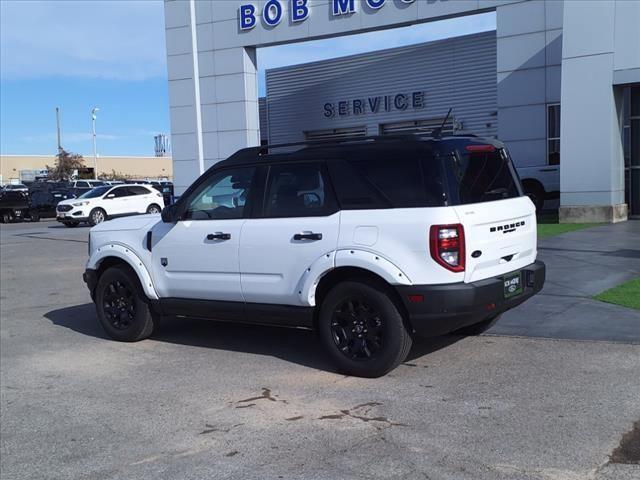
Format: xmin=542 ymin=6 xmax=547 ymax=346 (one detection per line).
xmin=443 ymin=147 xmax=522 ymax=205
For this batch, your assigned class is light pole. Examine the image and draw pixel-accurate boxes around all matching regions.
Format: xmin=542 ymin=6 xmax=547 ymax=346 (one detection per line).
xmin=91 ymin=107 xmax=99 ymax=179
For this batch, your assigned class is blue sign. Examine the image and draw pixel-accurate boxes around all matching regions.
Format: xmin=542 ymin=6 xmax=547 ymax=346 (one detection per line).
xmin=323 ymin=91 xmax=425 ymax=118
xmin=239 ymin=0 xmax=417 ymax=31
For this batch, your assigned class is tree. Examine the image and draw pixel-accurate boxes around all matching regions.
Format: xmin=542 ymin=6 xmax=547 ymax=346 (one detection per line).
xmin=47 ymin=149 xmax=86 ymax=181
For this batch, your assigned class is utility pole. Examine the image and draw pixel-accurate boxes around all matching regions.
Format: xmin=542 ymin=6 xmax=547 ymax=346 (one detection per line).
xmin=91 ymin=107 xmax=99 ymax=180
xmin=55 ymin=107 xmax=62 ymax=155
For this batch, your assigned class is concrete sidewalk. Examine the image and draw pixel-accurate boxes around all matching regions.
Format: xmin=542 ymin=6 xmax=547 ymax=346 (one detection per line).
xmin=489 ymin=220 xmax=640 ymax=343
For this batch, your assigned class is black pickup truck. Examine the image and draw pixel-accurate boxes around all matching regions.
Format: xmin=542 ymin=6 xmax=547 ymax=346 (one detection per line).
xmin=0 ymin=190 xmax=38 ymax=223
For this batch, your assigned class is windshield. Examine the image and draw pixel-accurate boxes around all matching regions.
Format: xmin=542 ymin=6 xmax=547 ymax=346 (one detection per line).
xmin=79 ymin=186 xmax=111 ymax=199
xmin=443 ymin=147 xmax=522 ymax=205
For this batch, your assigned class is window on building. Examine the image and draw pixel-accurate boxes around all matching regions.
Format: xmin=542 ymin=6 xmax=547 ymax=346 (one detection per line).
xmin=304 ymin=127 xmax=366 ymax=142
xmin=547 ymin=104 xmax=560 ymax=165
xmin=380 ymin=117 xmax=455 ymax=136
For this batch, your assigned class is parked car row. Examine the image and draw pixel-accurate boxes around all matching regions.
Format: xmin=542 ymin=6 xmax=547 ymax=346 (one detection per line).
xmin=0 ymin=180 xmax=173 ymax=225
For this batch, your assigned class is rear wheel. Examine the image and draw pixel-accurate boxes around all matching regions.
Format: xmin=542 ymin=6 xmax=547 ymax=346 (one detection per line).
xmin=30 ymin=212 xmax=40 ymax=222
xmin=318 ymin=280 xmax=412 ymax=378
xmin=146 ymin=203 xmax=161 ymax=214
xmin=454 ymin=314 xmax=502 ymax=336
xmin=88 ymin=208 xmax=106 ymax=226
xmin=95 ymin=265 xmax=156 ymax=342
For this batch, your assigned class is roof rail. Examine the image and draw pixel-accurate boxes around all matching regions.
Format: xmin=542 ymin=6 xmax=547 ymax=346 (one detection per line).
xmin=249 ymin=132 xmax=453 ymax=155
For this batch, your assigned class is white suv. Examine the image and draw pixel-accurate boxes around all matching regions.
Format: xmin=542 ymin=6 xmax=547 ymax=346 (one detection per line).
xmin=57 ymin=184 xmax=163 ymax=227
xmin=83 ymin=136 xmax=545 ymax=377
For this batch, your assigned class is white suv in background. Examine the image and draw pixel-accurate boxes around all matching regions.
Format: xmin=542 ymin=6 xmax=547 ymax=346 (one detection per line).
xmin=83 ymin=136 xmax=545 ymax=377
xmin=57 ymin=184 xmax=163 ymax=227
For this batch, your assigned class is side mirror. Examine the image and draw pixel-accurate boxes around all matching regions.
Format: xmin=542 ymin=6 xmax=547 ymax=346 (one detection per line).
xmin=105 ymin=193 xmax=115 ymax=199
xmin=161 ymin=204 xmax=180 ymax=223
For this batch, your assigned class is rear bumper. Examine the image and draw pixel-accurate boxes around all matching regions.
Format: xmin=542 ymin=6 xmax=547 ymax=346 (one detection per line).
xmin=396 ymin=260 xmax=545 ymax=337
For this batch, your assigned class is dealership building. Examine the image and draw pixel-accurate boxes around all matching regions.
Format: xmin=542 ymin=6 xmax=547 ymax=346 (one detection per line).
xmin=164 ymin=0 xmax=639 ymax=221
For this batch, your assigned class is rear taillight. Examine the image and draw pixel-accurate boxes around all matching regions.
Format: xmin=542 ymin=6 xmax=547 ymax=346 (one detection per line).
xmin=429 ymin=224 xmax=465 ymax=272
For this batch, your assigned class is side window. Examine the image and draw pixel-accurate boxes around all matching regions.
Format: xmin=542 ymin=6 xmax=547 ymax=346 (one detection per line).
xmin=128 ymin=186 xmax=150 ymax=195
xmin=110 ymin=187 xmax=130 ymax=198
xmin=184 ymin=167 xmax=255 ymax=220
xmin=349 ymin=157 xmax=428 ymax=208
xmin=263 ymin=162 xmax=336 ymax=218
xmin=76 ymin=181 xmax=89 ymax=188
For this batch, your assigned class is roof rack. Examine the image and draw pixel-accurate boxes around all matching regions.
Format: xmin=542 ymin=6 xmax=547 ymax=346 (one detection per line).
xmin=221 ymin=131 xmax=493 ymax=167
xmin=245 ymin=132 xmax=483 ymax=156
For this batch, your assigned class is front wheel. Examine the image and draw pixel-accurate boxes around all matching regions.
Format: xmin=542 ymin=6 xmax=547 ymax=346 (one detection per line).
xmin=1 ymin=212 xmax=14 ymax=223
xmin=318 ymin=280 xmax=412 ymax=378
xmin=146 ymin=203 xmax=161 ymax=214
xmin=88 ymin=208 xmax=106 ymax=226
xmin=95 ymin=265 xmax=156 ymax=342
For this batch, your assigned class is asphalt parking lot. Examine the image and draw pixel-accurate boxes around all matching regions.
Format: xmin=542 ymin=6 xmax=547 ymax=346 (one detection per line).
xmin=1 ymin=220 xmax=639 ymax=480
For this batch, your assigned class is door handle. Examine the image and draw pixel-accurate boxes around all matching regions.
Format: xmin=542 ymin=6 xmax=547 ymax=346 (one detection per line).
xmin=293 ymin=232 xmax=323 ymax=241
xmin=207 ymin=232 xmax=231 ymax=240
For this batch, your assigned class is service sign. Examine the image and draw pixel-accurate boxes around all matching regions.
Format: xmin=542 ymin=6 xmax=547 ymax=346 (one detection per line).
xmin=240 ymin=0 xmax=417 ymax=30
xmin=323 ymin=91 xmax=426 ymax=118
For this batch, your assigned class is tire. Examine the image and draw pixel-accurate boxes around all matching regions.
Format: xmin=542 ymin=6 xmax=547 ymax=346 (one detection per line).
xmin=88 ymin=207 xmax=106 ymax=226
xmin=454 ymin=314 xmax=502 ymax=336
xmin=2 ymin=212 xmax=14 ymax=223
xmin=318 ymin=280 xmax=413 ymax=378
xmin=524 ymin=182 xmax=545 ymax=211
xmin=30 ymin=212 xmax=40 ymax=222
xmin=94 ymin=265 xmax=156 ymax=342
xmin=63 ymin=221 xmax=80 ymax=228
xmin=146 ymin=203 xmax=162 ymax=214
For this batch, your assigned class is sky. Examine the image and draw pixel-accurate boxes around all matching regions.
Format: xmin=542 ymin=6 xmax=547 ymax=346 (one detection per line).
xmin=0 ymin=0 xmax=495 ymax=157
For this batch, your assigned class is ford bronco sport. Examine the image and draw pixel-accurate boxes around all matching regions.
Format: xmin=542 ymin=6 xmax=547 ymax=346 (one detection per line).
xmin=83 ymin=135 xmax=545 ymax=377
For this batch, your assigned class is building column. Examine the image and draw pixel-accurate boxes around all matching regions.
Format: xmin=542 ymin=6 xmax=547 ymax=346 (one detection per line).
xmin=165 ymin=1 xmax=259 ymax=194
xmin=558 ymin=1 xmax=627 ymax=223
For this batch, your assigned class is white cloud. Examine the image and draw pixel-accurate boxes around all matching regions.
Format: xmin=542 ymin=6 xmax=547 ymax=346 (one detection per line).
xmin=0 ymin=0 xmax=166 ymax=80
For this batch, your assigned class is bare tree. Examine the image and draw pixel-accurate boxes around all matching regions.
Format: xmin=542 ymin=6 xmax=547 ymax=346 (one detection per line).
xmin=47 ymin=149 xmax=86 ymax=181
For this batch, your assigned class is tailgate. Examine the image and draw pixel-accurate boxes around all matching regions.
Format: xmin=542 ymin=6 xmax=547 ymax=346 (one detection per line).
xmin=454 ymin=196 xmax=537 ymax=283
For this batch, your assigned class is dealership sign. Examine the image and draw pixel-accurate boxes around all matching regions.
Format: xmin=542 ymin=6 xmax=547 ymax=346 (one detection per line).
xmin=324 ymin=91 xmax=425 ymax=118
xmin=240 ymin=0 xmax=417 ymax=30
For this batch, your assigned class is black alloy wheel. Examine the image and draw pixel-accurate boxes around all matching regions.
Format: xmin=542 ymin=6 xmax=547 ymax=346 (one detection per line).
xmin=94 ymin=265 xmax=156 ymax=342
xmin=318 ymin=280 xmax=412 ymax=378
xmin=331 ymin=297 xmax=384 ymax=361
xmin=102 ymin=279 xmax=136 ymax=330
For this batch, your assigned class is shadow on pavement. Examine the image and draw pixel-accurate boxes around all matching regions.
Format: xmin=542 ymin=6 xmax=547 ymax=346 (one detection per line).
xmin=44 ymin=303 xmax=462 ymax=373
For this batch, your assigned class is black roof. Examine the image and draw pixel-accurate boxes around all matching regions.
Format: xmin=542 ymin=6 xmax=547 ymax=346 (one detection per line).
xmin=216 ymin=134 xmax=505 ymax=169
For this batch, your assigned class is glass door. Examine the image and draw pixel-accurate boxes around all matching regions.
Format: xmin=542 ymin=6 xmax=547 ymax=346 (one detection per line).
xmin=623 ymin=86 xmax=640 ymax=218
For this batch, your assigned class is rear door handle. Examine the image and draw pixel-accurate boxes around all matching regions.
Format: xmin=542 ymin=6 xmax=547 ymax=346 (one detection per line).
xmin=293 ymin=232 xmax=323 ymax=241
xmin=207 ymin=232 xmax=231 ymax=240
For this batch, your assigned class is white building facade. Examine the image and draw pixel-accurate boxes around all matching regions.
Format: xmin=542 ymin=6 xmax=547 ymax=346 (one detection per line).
xmin=164 ymin=0 xmax=640 ymax=222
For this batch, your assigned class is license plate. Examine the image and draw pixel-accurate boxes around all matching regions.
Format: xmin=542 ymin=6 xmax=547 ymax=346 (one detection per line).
xmin=58 ymin=212 xmax=66 ymax=218
xmin=503 ymin=272 xmax=523 ymax=299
